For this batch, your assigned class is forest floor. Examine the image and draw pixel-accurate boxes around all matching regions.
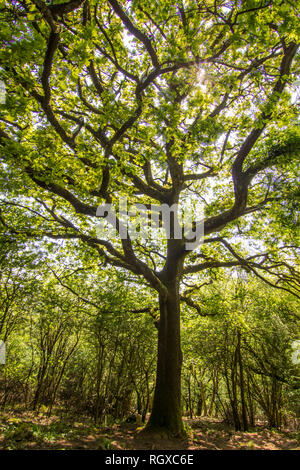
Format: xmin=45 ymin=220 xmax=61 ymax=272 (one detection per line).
xmin=0 ymin=411 xmax=299 ymax=450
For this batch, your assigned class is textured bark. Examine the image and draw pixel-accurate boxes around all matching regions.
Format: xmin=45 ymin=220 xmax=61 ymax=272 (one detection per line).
xmin=146 ymin=279 xmax=184 ymax=436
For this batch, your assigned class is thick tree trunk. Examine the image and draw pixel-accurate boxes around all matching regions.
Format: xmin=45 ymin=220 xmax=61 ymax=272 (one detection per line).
xmin=146 ymin=280 xmax=184 ymax=436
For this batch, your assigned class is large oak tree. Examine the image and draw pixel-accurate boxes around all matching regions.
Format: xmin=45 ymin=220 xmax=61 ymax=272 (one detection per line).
xmin=0 ymin=0 xmax=299 ymax=434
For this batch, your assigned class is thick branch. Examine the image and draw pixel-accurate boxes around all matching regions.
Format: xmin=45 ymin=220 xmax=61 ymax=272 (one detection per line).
xmin=107 ymin=0 xmax=159 ymax=68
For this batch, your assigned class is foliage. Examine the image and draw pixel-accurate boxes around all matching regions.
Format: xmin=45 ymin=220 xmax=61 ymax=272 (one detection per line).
xmin=0 ymin=0 xmax=299 ymax=434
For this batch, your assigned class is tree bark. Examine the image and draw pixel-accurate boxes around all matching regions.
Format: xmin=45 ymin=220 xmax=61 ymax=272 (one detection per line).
xmin=146 ymin=279 xmax=184 ymax=436
xmin=237 ymin=329 xmax=248 ymax=431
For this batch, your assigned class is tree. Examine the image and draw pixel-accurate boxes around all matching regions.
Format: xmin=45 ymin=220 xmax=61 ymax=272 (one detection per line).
xmin=180 ymin=274 xmax=299 ymax=430
xmin=0 ymin=0 xmax=299 ymax=435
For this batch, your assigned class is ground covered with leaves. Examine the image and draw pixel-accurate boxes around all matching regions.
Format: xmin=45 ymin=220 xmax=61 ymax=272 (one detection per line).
xmin=0 ymin=412 xmax=299 ymax=450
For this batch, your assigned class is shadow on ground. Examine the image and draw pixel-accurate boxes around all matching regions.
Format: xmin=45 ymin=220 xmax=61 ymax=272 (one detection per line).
xmin=0 ymin=412 xmax=299 ymax=450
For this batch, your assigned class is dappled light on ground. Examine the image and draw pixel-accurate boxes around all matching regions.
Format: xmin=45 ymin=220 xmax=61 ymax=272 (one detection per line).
xmin=0 ymin=413 xmax=298 ymax=450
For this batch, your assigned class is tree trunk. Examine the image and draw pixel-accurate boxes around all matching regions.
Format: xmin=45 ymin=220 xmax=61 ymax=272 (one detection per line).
xmin=237 ymin=329 xmax=248 ymax=431
xmin=208 ymin=368 xmax=218 ymax=416
xmin=146 ymin=280 xmax=184 ymax=436
xmin=187 ymin=372 xmax=193 ymax=419
xmin=199 ymin=381 xmax=207 ymax=416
